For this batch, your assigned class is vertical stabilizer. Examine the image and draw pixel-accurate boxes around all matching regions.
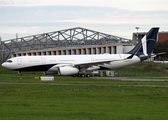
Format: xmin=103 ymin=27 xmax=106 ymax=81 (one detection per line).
xmin=127 ymin=27 xmax=159 ymax=56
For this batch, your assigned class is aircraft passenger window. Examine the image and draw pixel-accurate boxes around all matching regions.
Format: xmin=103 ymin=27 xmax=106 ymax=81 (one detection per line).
xmin=6 ymin=60 xmax=12 ymax=63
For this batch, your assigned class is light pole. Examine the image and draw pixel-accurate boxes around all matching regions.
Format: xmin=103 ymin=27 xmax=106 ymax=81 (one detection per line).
xmin=135 ymin=27 xmax=140 ymax=44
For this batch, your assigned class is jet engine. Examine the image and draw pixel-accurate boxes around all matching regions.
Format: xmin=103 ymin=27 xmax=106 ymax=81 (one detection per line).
xmin=58 ymin=66 xmax=79 ymax=75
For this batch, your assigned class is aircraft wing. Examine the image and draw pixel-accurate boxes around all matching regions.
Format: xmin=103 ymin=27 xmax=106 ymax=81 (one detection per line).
xmin=73 ymin=54 xmax=135 ymax=68
xmin=73 ymin=59 xmax=123 ymax=68
xmin=53 ymin=58 xmax=124 ymax=68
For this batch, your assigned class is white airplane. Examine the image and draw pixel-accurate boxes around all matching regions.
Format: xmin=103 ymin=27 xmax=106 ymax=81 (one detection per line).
xmin=1 ymin=27 xmax=159 ymax=77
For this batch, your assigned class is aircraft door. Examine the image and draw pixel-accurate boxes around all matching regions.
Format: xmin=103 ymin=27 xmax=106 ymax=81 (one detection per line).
xmin=17 ymin=58 xmax=22 ymax=65
xmin=91 ymin=57 xmax=94 ymax=61
xmin=41 ymin=58 xmax=46 ymax=64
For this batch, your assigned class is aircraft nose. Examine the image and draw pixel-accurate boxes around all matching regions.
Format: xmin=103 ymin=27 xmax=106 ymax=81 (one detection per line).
xmin=1 ymin=62 xmax=7 ymax=68
xmin=1 ymin=62 xmax=12 ymax=69
xmin=1 ymin=63 xmax=5 ymax=67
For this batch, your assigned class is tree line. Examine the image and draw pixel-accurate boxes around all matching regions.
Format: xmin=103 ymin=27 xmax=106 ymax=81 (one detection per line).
xmin=153 ymin=40 xmax=168 ymax=60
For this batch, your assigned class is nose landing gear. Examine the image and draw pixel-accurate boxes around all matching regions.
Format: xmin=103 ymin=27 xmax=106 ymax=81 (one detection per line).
xmin=18 ymin=71 xmax=22 ymax=76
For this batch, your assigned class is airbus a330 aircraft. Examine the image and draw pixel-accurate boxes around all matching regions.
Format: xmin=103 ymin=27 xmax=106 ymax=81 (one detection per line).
xmin=2 ymin=27 xmax=159 ymax=77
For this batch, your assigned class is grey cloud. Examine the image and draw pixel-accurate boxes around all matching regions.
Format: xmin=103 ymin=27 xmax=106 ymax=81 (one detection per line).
xmin=0 ymin=5 xmax=168 ymax=40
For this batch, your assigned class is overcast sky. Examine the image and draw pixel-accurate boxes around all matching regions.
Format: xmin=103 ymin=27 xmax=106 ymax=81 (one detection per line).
xmin=0 ymin=0 xmax=168 ymax=40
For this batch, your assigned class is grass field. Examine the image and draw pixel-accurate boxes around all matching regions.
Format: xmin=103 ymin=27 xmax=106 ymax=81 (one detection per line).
xmin=0 ymin=84 xmax=168 ymax=120
xmin=1 ymin=73 xmax=168 ymax=86
xmin=114 ymin=62 xmax=168 ymax=77
xmin=0 ymin=63 xmax=168 ymax=120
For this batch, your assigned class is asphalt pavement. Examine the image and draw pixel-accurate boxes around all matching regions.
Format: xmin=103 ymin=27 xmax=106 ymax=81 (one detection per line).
xmin=94 ymin=77 xmax=168 ymax=81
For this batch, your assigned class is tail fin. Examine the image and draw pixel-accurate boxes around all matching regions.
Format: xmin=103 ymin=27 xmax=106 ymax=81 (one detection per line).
xmin=127 ymin=27 xmax=159 ymax=56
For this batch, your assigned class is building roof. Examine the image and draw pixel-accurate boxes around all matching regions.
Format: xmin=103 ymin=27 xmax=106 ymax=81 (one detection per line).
xmin=158 ymin=32 xmax=168 ymax=42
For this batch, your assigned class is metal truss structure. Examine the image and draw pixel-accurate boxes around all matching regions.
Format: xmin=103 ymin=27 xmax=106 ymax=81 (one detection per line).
xmin=0 ymin=27 xmax=132 ymax=63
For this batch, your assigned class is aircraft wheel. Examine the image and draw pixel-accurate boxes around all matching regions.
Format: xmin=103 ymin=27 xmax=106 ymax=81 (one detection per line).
xmin=86 ymin=74 xmax=90 ymax=78
xmin=77 ymin=74 xmax=81 ymax=77
xmin=81 ymin=74 xmax=85 ymax=77
xmin=71 ymin=74 xmax=77 ymax=77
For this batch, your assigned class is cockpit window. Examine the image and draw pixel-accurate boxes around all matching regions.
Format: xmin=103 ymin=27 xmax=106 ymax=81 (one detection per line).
xmin=6 ymin=60 xmax=12 ymax=63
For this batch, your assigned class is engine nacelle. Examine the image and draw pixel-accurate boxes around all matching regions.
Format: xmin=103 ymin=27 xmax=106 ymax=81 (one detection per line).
xmin=58 ymin=66 xmax=79 ymax=75
xmin=43 ymin=71 xmax=58 ymax=75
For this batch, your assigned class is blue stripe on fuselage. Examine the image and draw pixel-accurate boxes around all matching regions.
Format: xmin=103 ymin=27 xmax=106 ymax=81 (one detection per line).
xmin=14 ymin=64 xmax=56 ymax=71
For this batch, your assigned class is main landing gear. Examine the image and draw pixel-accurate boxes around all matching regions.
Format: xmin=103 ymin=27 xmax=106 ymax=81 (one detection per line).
xmin=71 ymin=73 xmax=91 ymax=78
